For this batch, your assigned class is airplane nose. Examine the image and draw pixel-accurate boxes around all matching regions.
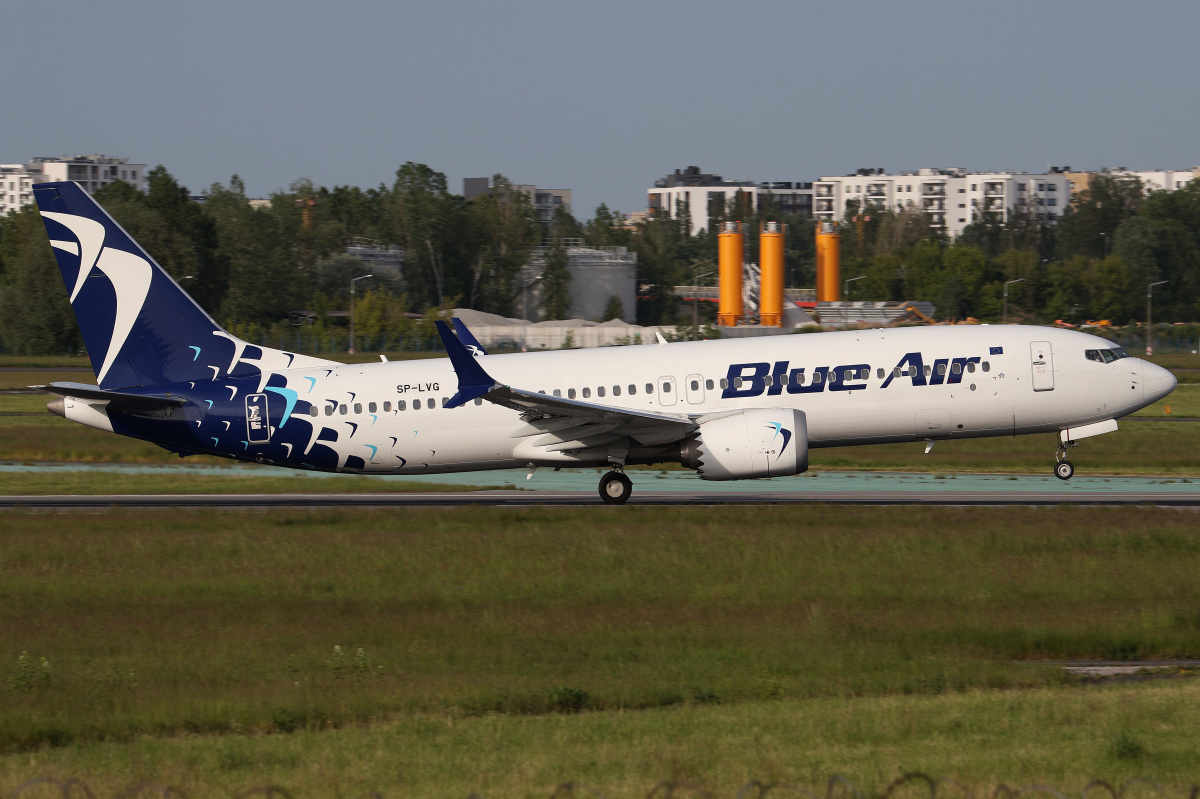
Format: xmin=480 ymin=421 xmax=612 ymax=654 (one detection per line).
xmin=1142 ymin=361 xmax=1177 ymax=403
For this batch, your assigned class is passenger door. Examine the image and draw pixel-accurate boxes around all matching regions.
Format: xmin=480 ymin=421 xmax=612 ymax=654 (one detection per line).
xmin=1030 ymin=341 xmax=1054 ymax=391
xmin=684 ymin=373 xmax=705 ymax=405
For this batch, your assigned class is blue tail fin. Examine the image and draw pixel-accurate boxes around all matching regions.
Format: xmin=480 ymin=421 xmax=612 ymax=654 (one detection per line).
xmin=33 ymin=182 xmax=338 ymax=389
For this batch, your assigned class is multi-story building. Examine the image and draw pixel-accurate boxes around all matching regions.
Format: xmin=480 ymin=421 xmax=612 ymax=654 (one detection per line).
xmin=647 ymin=166 xmax=813 ymax=236
xmin=0 ymin=155 xmax=147 ymax=215
xmin=463 ymin=177 xmax=571 ymax=225
xmin=813 ymin=167 xmax=1072 ymax=237
xmin=1062 ymin=166 xmax=1199 ymax=197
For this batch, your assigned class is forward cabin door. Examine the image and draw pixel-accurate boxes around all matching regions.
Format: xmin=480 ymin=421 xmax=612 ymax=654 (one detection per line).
xmin=684 ymin=373 xmax=705 ymax=404
xmin=1030 ymin=341 xmax=1054 ymax=391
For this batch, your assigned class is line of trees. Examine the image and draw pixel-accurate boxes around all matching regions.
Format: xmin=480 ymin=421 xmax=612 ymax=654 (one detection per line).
xmin=1 ymin=165 xmax=1199 ymax=356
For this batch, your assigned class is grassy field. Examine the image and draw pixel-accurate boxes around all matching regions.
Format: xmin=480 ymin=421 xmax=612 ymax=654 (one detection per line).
xmin=2 ymin=506 xmax=1200 ymax=794
xmin=3 ymin=506 xmax=1199 ymax=766
xmin=3 ymin=682 xmax=1199 ymax=798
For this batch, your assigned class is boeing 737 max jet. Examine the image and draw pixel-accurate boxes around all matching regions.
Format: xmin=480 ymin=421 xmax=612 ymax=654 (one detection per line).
xmin=31 ymin=182 xmax=1177 ymax=503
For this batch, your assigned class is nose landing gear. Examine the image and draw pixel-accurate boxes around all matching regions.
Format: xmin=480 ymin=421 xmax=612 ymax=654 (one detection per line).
xmin=1054 ymin=436 xmax=1077 ymax=480
xmin=599 ymin=468 xmax=633 ymax=504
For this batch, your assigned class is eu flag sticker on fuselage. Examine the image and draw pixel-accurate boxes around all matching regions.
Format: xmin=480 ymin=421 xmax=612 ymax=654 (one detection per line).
xmin=245 ymin=393 xmax=271 ymax=443
xmin=990 ymin=346 xmax=1004 ymax=355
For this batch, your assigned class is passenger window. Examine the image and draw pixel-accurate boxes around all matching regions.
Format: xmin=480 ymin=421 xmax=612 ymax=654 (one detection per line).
xmin=981 ymin=362 xmax=990 ymax=373
xmin=325 ymin=405 xmax=334 ymax=416
xmin=734 ymin=377 xmax=744 ymax=388
xmin=629 ymin=384 xmax=637 ymax=395
xmin=553 ymin=389 xmax=562 ymax=397
xmin=662 ymin=381 xmax=671 ymax=393
xmin=354 ymin=403 xmax=363 ymax=414
xmin=383 ymin=401 xmax=391 ymax=412
xmin=720 ymin=378 xmax=728 ymax=389
xmin=309 ymin=406 xmax=318 ymax=417
xmin=877 ymin=368 xmax=885 ymax=379
xmin=705 ymin=379 xmax=714 ymax=390
xmin=582 ymin=387 xmax=591 ymax=398
xmin=568 ymin=388 xmax=576 ymax=399
xmin=474 ymin=398 xmax=483 ymax=405
xmin=844 ymin=370 xmax=853 ymax=381
xmin=859 ymin=368 xmax=868 ymax=379
xmin=924 ymin=365 xmax=932 ymax=377
xmin=952 ymin=363 xmax=961 ymax=374
xmin=368 ymin=402 xmax=377 ymax=413
xmin=690 ymin=380 xmax=699 ymax=391
xmin=966 ymin=362 xmax=975 ymax=373
xmin=938 ymin=364 xmax=947 ymax=376
xmin=441 ymin=397 xmax=448 ymax=406
xmin=613 ymin=385 xmax=621 ymax=396
xmin=764 ymin=375 xmax=773 ymax=387
xmin=795 ymin=372 xmax=805 ymax=385
xmin=894 ymin=367 xmax=901 ymax=377
xmin=398 ymin=400 xmax=406 ymax=411
xmin=339 ymin=404 xmax=348 ymax=415
xmin=645 ymin=383 xmax=653 ymax=393
xmin=597 ymin=386 xmax=606 ymax=397
xmin=413 ymin=399 xmax=421 ymax=410
xmin=812 ymin=372 xmax=823 ymax=384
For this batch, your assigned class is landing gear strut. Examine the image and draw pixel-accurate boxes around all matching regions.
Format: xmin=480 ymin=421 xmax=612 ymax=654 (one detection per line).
xmin=1054 ymin=437 xmax=1077 ymax=481
xmin=599 ymin=468 xmax=633 ymax=504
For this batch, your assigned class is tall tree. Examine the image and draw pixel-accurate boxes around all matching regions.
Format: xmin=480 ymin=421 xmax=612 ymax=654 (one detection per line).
xmin=0 ymin=208 xmax=80 ymax=354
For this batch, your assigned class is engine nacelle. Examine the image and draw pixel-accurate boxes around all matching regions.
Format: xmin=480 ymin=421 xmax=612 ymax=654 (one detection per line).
xmin=681 ymin=408 xmax=808 ymax=481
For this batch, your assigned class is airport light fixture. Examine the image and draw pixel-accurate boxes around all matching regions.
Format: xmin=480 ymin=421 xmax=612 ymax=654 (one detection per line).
xmin=1146 ymin=281 xmax=1167 ymax=356
xmin=1003 ymin=278 xmax=1025 ymax=324
xmin=349 ymin=274 xmax=373 ymax=354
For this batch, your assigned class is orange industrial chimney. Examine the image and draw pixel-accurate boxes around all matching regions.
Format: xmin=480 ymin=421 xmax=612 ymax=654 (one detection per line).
xmin=759 ymin=221 xmax=785 ymax=326
xmin=815 ymin=220 xmax=841 ymax=302
xmin=717 ymin=221 xmax=744 ymax=326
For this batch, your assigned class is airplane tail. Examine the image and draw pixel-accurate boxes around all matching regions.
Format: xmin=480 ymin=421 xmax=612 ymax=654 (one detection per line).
xmin=33 ymin=181 xmax=338 ymax=390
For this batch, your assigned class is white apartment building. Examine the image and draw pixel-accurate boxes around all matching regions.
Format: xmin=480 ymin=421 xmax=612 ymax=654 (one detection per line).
xmin=0 ymin=155 xmax=147 ymax=215
xmin=813 ymin=167 xmax=1072 ymax=238
xmin=1063 ymin=167 xmax=1199 ymax=197
xmin=648 ymin=166 xmax=813 ymax=236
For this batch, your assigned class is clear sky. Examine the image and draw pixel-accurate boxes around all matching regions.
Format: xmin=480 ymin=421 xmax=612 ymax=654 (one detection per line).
xmin=8 ymin=1 xmax=1198 ymax=217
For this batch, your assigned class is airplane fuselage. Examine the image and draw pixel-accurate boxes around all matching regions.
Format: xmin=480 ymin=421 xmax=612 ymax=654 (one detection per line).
xmin=70 ymin=325 xmax=1172 ymax=476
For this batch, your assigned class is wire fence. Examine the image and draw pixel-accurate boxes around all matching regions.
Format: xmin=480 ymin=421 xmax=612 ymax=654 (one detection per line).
xmin=5 ymin=774 xmax=1198 ymax=799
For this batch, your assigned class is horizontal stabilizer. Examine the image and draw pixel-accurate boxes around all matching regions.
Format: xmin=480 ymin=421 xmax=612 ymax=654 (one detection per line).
xmin=34 ymin=381 xmax=187 ymax=411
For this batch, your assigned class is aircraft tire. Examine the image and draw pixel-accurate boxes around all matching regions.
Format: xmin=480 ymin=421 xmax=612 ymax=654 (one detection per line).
xmin=1054 ymin=460 xmax=1074 ymax=480
xmin=599 ymin=471 xmax=633 ymax=504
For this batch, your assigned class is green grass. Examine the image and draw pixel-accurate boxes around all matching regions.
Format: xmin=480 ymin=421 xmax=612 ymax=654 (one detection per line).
xmin=2 ymin=505 xmax=1200 ymax=763
xmin=4 ymin=681 xmax=1200 ymax=798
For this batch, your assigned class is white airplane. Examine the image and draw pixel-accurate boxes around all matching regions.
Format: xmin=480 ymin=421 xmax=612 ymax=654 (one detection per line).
xmin=32 ymin=181 xmax=1177 ymax=503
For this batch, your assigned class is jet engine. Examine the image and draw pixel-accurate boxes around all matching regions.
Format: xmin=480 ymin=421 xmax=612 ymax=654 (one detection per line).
xmin=680 ymin=408 xmax=808 ymax=481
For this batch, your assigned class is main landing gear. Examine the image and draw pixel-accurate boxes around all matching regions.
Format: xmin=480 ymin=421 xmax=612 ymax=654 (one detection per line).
xmin=1054 ymin=436 xmax=1077 ymax=481
xmin=599 ymin=468 xmax=633 ymax=504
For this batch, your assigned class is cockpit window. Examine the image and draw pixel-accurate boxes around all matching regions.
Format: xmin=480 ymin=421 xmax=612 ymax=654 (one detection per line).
xmin=1087 ymin=347 xmax=1130 ymax=363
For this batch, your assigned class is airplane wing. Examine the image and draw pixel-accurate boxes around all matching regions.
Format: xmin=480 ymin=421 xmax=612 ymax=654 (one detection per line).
xmin=33 ymin=381 xmax=187 ymax=411
xmin=434 ymin=320 xmax=697 ymax=450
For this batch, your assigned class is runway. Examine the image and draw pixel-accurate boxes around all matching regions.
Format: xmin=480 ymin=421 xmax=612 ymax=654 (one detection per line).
xmin=3 ymin=489 xmax=1200 ymax=508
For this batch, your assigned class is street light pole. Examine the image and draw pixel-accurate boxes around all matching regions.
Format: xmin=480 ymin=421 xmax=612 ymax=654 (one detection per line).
xmin=843 ymin=275 xmax=865 ymax=330
xmin=1147 ymin=281 xmax=1167 ymax=356
xmin=691 ymin=268 xmax=714 ymax=340
xmin=1003 ymin=278 xmax=1024 ymax=325
xmin=349 ymin=274 xmax=373 ymax=354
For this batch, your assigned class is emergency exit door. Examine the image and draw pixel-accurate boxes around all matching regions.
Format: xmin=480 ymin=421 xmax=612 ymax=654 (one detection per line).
xmin=1030 ymin=341 xmax=1054 ymax=391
